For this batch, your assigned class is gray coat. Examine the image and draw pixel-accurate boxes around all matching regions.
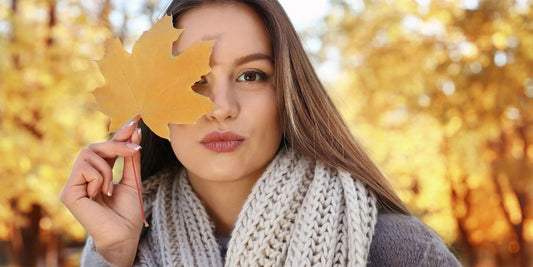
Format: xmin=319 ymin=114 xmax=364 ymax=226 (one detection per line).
xmin=368 ymin=211 xmax=461 ymax=266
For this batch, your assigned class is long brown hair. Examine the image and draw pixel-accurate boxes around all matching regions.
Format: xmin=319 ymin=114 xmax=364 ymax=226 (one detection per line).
xmin=156 ymin=0 xmax=410 ymax=214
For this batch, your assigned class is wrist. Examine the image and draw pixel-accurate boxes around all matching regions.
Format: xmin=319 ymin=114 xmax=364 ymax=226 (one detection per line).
xmin=95 ymin=238 xmax=139 ymax=267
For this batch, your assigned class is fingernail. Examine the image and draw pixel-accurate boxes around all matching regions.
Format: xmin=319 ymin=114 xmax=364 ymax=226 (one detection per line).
xmin=107 ymin=181 xmax=114 ymax=196
xmin=137 ymin=127 xmax=142 ymax=137
xmin=126 ymin=143 xmax=142 ymax=151
xmin=126 ymin=121 xmax=135 ymax=128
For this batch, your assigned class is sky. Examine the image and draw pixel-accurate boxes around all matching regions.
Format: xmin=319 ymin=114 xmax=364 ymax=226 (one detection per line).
xmin=278 ymin=0 xmax=329 ymax=30
xmin=278 ymin=0 xmax=339 ymax=83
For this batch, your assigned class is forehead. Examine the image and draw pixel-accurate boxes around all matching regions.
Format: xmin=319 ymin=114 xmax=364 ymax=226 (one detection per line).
xmin=173 ymin=3 xmax=271 ymax=58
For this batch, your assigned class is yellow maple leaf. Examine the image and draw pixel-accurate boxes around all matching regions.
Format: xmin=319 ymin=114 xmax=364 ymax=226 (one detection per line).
xmin=93 ymin=15 xmax=214 ymax=139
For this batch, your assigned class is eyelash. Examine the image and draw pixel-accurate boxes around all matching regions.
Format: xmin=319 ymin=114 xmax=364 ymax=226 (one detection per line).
xmin=236 ymin=70 xmax=269 ymax=82
xmin=194 ymin=70 xmax=269 ymax=84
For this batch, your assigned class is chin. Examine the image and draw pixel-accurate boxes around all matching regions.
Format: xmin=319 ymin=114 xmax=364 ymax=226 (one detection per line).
xmin=199 ymin=168 xmax=245 ymax=183
xmin=184 ymin=157 xmax=239 ymax=180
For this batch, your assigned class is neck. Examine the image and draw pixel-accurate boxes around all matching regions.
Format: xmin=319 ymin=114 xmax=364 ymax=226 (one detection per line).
xmin=186 ymin=169 xmax=264 ymax=236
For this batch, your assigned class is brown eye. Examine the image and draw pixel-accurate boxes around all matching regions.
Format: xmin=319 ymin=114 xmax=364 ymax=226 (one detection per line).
xmin=245 ymin=72 xmax=257 ymax=81
xmin=237 ymin=71 xmax=267 ymax=82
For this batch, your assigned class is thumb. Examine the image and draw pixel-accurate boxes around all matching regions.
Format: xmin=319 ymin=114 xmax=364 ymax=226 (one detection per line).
xmin=120 ymin=127 xmax=142 ymax=189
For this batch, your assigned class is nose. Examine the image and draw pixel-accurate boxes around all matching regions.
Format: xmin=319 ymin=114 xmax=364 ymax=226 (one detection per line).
xmin=203 ymin=78 xmax=238 ymax=122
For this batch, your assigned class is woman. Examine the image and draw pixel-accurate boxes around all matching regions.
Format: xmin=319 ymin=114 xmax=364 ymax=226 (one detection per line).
xmin=61 ymin=0 xmax=461 ymax=266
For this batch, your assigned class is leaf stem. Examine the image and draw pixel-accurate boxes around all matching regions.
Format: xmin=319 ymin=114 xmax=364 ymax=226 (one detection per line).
xmin=131 ymin=156 xmax=149 ymax=227
xmin=131 ymin=115 xmax=148 ymax=227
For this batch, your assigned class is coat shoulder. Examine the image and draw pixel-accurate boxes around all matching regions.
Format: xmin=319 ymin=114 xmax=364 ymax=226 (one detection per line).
xmin=368 ymin=211 xmax=461 ymax=267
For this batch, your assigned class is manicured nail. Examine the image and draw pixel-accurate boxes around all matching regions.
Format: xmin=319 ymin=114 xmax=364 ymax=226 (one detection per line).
xmin=123 ymin=116 xmax=140 ymax=128
xmin=137 ymin=127 xmax=142 ymax=137
xmin=126 ymin=143 xmax=142 ymax=151
xmin=126 ymin=121 xmax=135 ymax=127
xmin=107 ymin=181 xmax=114 ymax=196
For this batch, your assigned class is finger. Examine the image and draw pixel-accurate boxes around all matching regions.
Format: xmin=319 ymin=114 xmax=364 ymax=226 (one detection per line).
xmin=85 ymin=153 xmax=115 ymax=197
xmin=66 ymin=149 xmax=106 ymax=188
xmin=111 ymin=116 xmax=141 ymax=142
xmin=86 ymin=141 xmax=141 ymax=194
xmin=120 ymin=128 xmax=142 ymax=189
xmin=88 ymin=141 xmax=141 ymax=160
xmin=63 ymin=160 xmax=103 ymax=203
xmin=83 ymin=165 xmax=105 ymax=199
xmin=135 ymin=127 xmax=142 ymax=144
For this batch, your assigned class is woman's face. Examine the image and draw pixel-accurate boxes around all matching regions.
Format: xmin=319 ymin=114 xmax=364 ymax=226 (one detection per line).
xmin=169 ymin=3 xmax=282 ymax=184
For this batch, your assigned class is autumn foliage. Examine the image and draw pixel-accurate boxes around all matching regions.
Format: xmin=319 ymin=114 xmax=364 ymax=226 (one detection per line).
xmin=0 ymin=0 xmax=109 ymax=265
xmin=93 ymin=15 xmax=214 ymax=139
xmin=0 ymin=0 xmax=532 ymax=266
xmin=324 ymin=0 xmax=533 ymax=265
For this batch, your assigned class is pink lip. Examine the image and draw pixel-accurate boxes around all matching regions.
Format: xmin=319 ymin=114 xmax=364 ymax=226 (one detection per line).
xmin=200 ymin=131 xmax=245 ymax=153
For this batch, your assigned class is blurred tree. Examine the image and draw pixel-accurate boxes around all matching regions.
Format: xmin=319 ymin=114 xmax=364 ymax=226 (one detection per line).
xmin=324 ymin=0 xmax=532 ymax=266
xmin=0 ymin=0 xmax=110 ymax=265
xmin=0 ymin=0 xmax=166 ymax=265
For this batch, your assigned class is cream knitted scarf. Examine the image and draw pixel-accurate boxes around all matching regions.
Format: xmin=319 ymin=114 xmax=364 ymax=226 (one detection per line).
xmin=135 ymin=148 xmax=378 ymax=266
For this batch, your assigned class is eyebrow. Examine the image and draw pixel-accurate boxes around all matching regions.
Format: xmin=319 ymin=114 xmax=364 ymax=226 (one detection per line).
xmin=175 ymin=35 xmax=273 ymax=65
xmin=234 ymin=53 xmax=273 ymax=66
xmin=208 ymin=52 xmax=273 ymax=67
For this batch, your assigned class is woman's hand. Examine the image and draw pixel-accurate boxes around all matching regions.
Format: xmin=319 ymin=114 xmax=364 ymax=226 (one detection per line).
xmin=61 ymin=119 xmax=143 ymax=266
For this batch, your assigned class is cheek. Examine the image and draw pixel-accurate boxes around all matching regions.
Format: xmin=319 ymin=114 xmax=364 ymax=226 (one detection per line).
xmin=248 ymin=92 xmax=281 ymax=142
xmin=266 ymin=103 xmax=281 ymax=132
xmin=169 ymin=124 xmax=196 ymax=158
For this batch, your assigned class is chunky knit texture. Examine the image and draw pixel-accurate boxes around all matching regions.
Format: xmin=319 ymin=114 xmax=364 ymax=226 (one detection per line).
xmin=84 ymin=148 xmax=379 ymax=266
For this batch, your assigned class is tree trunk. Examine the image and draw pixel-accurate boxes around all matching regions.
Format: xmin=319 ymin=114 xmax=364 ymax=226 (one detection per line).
xmin=11 ymin=204 xmax=42 ymax=267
